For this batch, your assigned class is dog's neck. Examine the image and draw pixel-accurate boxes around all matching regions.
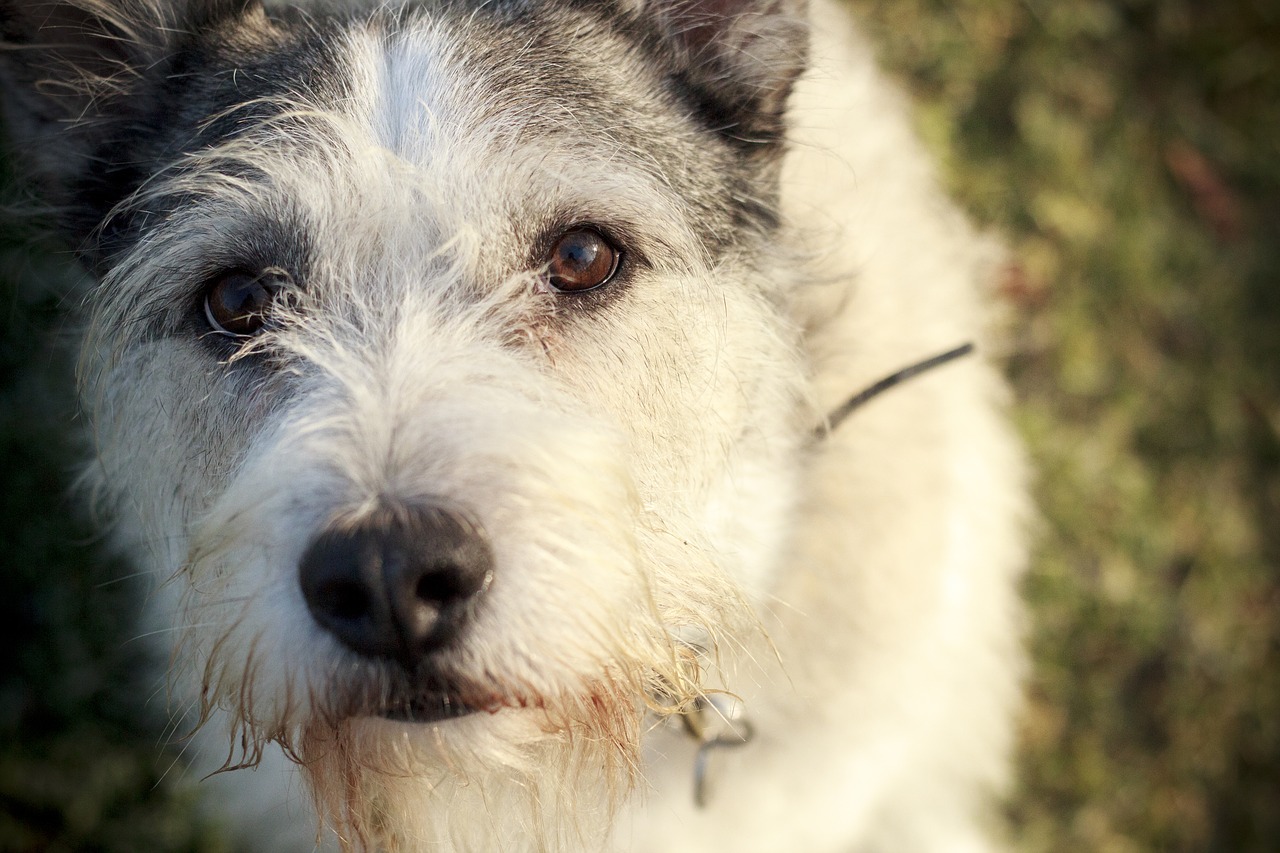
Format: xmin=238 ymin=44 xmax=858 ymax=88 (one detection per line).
xmin=670 ymin=342 xmax=976 ymax=807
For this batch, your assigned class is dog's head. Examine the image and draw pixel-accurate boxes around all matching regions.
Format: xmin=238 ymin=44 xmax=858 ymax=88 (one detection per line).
xmin=1 ymin=0 xmax=811 ymax=846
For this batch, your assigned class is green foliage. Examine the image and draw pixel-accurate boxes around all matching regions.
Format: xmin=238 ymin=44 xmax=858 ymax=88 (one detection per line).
xmin=0 ymin=188 xmax=228 ymax=850
xmin=846 ymin=0 xmax=1280 ymax=849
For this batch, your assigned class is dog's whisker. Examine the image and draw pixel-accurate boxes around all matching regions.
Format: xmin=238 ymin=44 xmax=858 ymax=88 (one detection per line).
xmin=124 ymin=623 xmax=217 ymax=644
xmin=92 ymin=568 xmax=153 ymax=588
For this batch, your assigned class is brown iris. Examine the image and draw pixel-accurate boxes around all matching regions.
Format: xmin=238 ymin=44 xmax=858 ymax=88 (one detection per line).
xmin=203 ymin=269 xmax=289 ymax=337
xmin=546 ymin=228 xmax=620 ymax=293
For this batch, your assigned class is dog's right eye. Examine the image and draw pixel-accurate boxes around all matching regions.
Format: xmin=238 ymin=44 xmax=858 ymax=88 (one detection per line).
xmin=203 ymin=270 xmax=289 ymax=337
xmin=545 ymin=228 xmax=621 ymax=293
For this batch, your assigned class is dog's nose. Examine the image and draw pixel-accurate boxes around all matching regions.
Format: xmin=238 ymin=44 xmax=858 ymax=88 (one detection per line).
xmin=298 ymin=500 xmax=493 ymax=665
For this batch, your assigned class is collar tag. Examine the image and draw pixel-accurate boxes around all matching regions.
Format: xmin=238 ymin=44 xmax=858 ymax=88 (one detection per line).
xmin=678 ymin=694 xmax=754 ymax=808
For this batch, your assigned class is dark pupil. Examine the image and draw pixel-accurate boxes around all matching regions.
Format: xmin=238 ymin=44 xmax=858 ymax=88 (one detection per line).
xmin=210 ymin=273 xmax=272 ymax=334
xmin=558 ymin=234 xmax=599 ymax=272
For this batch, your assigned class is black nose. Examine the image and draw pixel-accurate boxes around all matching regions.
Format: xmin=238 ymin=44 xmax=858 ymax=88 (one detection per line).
xmin=298 ymin=500 xmax=493 ymax=666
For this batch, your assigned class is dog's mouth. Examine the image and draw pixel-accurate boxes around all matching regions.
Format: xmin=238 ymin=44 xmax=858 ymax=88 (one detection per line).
xmin=355 ymin=669 xmax=510 ymax=724
xmin=376 ymin=692 xmax=479 ymax=724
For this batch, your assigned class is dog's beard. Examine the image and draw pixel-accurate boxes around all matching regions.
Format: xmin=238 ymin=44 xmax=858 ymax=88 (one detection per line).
xmin=298 ymin=669 xmax=665 ymax=851
xmin=188 ymin=604 xmax=713 ymax=852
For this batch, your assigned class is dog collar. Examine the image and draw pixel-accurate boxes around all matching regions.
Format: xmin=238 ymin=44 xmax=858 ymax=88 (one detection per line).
xmin=812 ymin=342 xmax=975 ymax=440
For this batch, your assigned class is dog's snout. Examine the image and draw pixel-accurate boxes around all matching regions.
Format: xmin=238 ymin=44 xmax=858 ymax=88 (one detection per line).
xmin=299 ymin=501 xmax=493 ymax=665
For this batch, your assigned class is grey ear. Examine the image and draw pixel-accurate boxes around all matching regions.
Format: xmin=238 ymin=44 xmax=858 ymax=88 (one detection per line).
xmin=1 ymin=2 xmax=162 ymax=181
xmin=644 ymin=0 xmax=808 ymax=146
xmin=0 ymin=0 xmax=264 ymax=256
xmin=0 ymin=0 xmax=261 ymax=190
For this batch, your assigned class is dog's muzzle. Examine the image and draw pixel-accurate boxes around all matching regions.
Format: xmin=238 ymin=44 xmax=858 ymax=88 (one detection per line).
xmin=298 ymin=499 xmax=494 ymax=719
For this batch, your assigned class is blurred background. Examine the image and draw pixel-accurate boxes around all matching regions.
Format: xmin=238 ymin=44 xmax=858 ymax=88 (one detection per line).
xmin=2 ymin=0 xmax=1278 ymax=850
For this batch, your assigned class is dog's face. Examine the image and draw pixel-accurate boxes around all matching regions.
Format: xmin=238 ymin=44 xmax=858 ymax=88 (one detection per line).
xmin=2 ymin=0 xmax=809 ymax=845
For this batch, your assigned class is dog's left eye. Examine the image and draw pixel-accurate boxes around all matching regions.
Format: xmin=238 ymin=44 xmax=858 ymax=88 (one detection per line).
xmin=545 ymin=228 xmax=621 ymax=293
xmin=203 ymin=269 xmax=290 ymax=337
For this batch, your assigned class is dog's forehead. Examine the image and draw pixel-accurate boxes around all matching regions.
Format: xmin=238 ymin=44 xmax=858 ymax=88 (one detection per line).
xmin=147 ymin=1 xmax=739 ymax=252
xmin=221 ymin=2 xmax=686 ymax=157
xmin=368 ymin=17 xmax=650 ymax=144
xmin=343 ymin=8 xmax=683 ymax=178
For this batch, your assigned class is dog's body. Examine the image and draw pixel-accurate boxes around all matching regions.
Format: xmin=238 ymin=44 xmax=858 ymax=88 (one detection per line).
xmin=0 ymin=0 xmax=1026 ymax=849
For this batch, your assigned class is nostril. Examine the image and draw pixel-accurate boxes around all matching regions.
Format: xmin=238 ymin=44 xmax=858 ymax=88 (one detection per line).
xmin=318 ymin=580 xmax=371 ymax=623
xmin=415 ymin=567 xmax=467 ymax=606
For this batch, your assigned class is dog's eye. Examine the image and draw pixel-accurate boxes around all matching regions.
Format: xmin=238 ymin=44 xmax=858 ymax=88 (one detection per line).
xmin=203 ymin=270 xmax=289 ymax=337
xmin=545 ymin=228 xmax=621 ymax=293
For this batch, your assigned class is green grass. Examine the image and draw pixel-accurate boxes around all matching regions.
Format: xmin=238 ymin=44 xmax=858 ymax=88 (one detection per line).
xmin=2 ymin=0 xmax=1278 ymax=850
xmin=845 ymin=0 xmax=1280 ymax=849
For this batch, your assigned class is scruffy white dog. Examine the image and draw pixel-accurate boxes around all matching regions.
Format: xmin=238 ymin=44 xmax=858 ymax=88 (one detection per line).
xmin=0 ymin=0 xmax=1026 ymax=849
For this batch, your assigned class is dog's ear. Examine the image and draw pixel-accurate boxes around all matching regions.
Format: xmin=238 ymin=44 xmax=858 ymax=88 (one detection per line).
xmin=643 ymin=0 xmax=808 ymax=145
xmin=0 ymin=0 xmax=262 ymax=206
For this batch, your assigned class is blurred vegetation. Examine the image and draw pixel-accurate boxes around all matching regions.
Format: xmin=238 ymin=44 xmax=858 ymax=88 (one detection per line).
xmin=1 ymin=0 xmax=1278 ymax=850
xmin=847 ymin=0 xmax=1280 ymax=849
xmin=0 ymin=211 xmax=226 ymax=849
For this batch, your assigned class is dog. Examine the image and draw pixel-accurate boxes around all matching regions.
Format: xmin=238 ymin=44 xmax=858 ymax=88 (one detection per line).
xmin=0 ymin=0 xmax=1028 ymax=849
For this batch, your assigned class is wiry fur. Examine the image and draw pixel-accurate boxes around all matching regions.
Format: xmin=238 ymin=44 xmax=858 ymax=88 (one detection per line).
xmin=0 ymin=0 xmax=1027 ymax=850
